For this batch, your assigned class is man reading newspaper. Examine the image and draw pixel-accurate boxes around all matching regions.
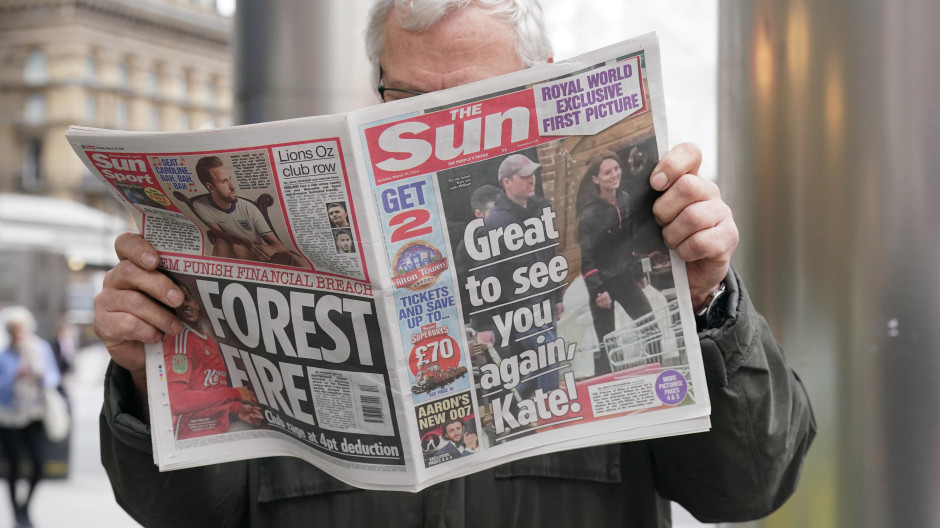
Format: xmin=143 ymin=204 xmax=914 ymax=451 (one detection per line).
xmin=94 ymin=1 xmax=815 ymax=526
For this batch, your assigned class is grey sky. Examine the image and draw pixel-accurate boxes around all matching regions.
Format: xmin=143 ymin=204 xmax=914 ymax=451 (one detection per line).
xmin=544 ymin=1 xmax=718 ymax=179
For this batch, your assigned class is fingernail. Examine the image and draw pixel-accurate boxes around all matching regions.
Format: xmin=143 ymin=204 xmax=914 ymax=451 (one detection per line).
xmin=169 ymin=320 xmax=183 ymax=335
xmin=167 ymin=288 xmax=183 ymax=306
xmin=142 ymin=252 xmax=158 ymax=268
xmin=651 ymin=172 xmax=668 ymax=191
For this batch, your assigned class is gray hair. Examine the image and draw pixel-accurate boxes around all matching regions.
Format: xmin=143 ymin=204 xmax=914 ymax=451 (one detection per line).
xmin=365 ymin=0 xmax=553 ymax=91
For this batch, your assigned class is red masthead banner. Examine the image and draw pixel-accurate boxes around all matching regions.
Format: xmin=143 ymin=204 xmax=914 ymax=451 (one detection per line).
xmin=363 ymin=89 xmax=553 ymax=185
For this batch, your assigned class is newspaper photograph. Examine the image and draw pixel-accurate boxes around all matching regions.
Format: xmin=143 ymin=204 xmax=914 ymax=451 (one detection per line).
xmin=67 ymin=33 xmax=710 ymax=491
xmin=353 ymin=35 xmax=709 ymax=485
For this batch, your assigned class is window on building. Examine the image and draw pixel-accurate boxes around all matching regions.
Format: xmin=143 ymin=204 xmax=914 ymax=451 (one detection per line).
xmin=177 ymin=76 xmax=184 ymax=101
xmin=21 ymin=140 xmax=42 ymax=190
xmin=116 ymin=60 xmax=129 ymax=89
xmin=24 ymin=94 xmax=46 ymax=124
xmin=85 ymin=94 xmax=98 ymax=124
xmin=206 ymin=77 xmax=217 ymax=106
xmin=149 ymin=105 xmax=161 ymax=131
xmin=85 ymin=54 xmax=97 ymax=82
xmin=115 ymin=100 xmax=129 ymax=128
xmin=24 ymin=49 xmax=48 ymax=85
xmin=148 ymin=68 xmax=160 ymax=97
xmin=177 ymin=73 xmax=189 ymax=102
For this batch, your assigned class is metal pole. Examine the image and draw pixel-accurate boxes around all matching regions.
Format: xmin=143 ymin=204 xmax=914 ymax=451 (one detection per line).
xmin=233 ymin=0 xmax=373 ymax=124
xmin=719 ymin=1 xmax=940 ymax=527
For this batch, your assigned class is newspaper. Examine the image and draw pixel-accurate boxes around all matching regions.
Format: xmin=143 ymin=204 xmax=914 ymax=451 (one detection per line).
xmin=67 ymin=34 xmax=710 ymax=491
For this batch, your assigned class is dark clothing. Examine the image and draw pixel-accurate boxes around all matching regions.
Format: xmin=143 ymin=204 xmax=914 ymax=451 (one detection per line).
xmin=469 ymin=193 xmax=563 ymax=394
xmin=0 ymin=420 xmax=45 ymax=517
xmin=434 ymin=441 xmax=469 ymax=461
xmin=100 ymin=269 xmax=816 ymax=528
xmin=467 ymin=193 xmax=561 ymax=341
xmin=578 ymin=192 xmax=653 ymax=342
xmin=453 ymin=224 xmax=483 ymax=323
xmin=578 ymin=191 xmax=643 ymax=299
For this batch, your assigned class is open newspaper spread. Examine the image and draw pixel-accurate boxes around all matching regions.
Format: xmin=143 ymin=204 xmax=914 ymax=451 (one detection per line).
xmin=67 ymin=34 xmax=711 ymax=491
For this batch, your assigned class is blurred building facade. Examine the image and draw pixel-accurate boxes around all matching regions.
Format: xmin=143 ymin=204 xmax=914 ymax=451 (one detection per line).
xmin=0 ymin=0 xmax=234 ymax=337
xmin=0 ymin=0 xmax=234 ymax=211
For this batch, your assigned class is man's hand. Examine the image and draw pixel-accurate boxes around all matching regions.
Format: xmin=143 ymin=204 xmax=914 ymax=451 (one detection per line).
xmin=650 ymin=143 xmax=739 ymax=310
xmin=243 ymin=240 xmax=273 ymax=262
xmin=94 ymin=233 xmax=183 ymax=394
xmin=595 ymin=291 xmax=612 ymax=309
xmin=237 ymin=404 xmax=264 ymax=426
xmin=207 ymin=227 xmax=271 ymax=262
xmin=236 ymin=386 xmax=259 ymax=405
xmin=476 ymin=330 xmax=495 ymax=345
xmin=464 ymin=432 xmax=478 ymax=451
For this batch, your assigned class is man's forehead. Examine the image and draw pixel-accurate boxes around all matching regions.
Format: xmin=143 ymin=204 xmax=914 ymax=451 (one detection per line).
xmin=506 ymin=171 xmax=535 ymax=180
xmin=209 ymin=165 xmax=228 ymax=179
xmin=379 ymin=4 xmax=523 ymax=92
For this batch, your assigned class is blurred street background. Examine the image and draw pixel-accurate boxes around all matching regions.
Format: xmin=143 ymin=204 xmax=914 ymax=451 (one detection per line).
xmin=0 ymin=345 xmax=136 ymax=527
xmin=2 ymin=0 xmax=939 ymax=527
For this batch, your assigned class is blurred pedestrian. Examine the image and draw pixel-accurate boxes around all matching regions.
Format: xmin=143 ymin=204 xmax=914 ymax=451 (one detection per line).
xmin=0 ymin=307 xmax=61 ymax=528
xmin=50 ymin=316 xmax=75 ymax=385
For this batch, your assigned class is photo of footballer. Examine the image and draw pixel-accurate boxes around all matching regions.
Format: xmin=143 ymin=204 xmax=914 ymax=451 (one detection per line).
xmin=162 ymin=274 xmax=263 ymax=440
xmin=192 ymin=155 xmax=309 ymax=268
xmin=327 ymin=201 xmax=352 ymax=228
xmin=334 ymin=228 xmax=356 ymax=254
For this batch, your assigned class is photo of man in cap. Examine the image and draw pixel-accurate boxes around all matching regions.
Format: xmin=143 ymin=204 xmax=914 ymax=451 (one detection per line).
xmin=468 ymin=153 xmax=564 ymax=396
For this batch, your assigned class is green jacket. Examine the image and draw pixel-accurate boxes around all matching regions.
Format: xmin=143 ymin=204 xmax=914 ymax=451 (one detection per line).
xmin=101 ymin=269 xmax=815 ymax=527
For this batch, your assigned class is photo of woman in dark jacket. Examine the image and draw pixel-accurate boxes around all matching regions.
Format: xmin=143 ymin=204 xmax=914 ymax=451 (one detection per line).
xmin=576 ymin=151 xmax=654 ymax=347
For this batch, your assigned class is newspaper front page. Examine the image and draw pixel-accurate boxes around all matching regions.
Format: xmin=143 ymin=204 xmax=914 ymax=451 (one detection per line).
xmin=67 ymin=34 xmax=710 ymax=491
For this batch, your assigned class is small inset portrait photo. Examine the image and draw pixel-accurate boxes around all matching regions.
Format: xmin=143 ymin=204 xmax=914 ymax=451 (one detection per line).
xmin=333 ymin=228 xmax=356 ymax=254
xmin=115 ymin=182 xmax=169 ymax=209
xmin=436 ymin=418 xmax=478 ymax=460
xmin=326 ymin=201 xmax=351 ymax=228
